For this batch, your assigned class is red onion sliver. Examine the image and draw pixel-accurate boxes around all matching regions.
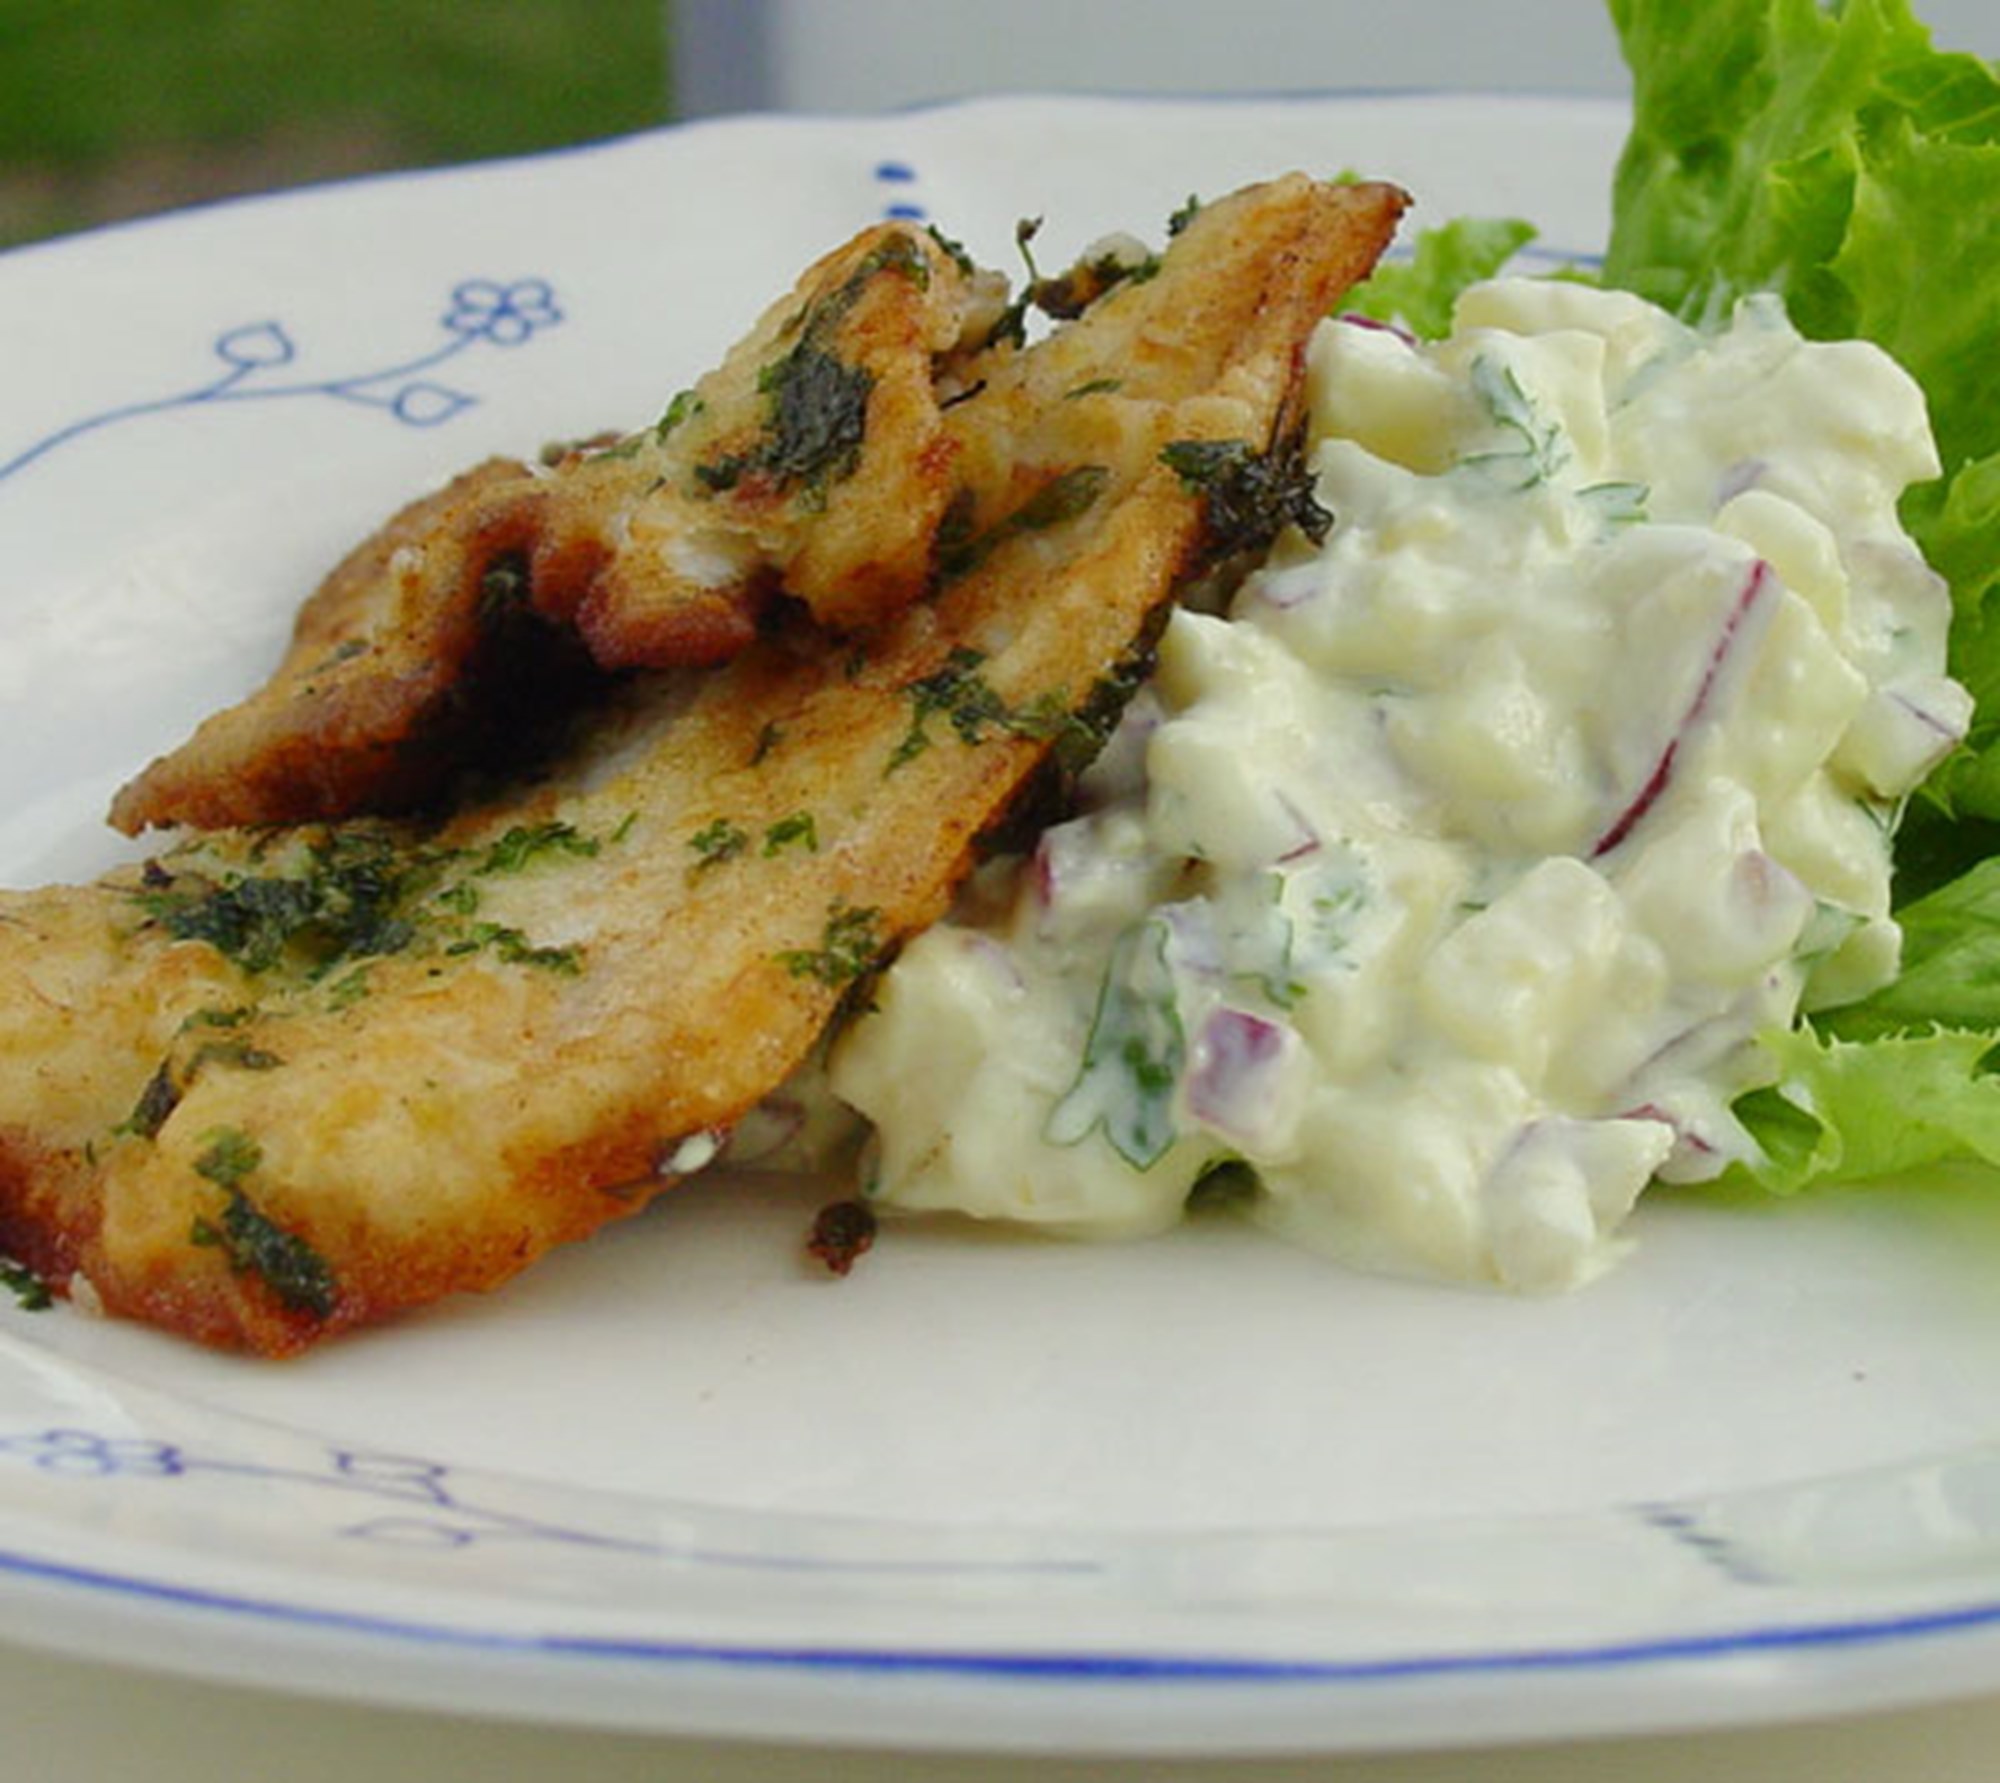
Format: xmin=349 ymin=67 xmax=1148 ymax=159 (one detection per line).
xmin=1188 ymin=1009 xmax=1287 ymax=1139
xmin=1592 ymin=559 xmax=1773 ymax=858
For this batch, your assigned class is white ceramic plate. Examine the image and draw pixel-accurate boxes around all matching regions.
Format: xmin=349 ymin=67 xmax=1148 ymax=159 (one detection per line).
xmin=5 ymin=92 xmax=2000 ymax=1758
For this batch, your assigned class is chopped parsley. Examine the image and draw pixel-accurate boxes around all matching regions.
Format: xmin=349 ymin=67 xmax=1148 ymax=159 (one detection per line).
xmin=1049 ymin=639 xmax=1158 ymax=780
xmin=849 ymin=233 xmax=934 ymax=291
xmin=925 ymin=223 xmax=977 ymax=277
xmin=589 ymin=388 xmax=706 ymax=461
xmin=193 ymin=1126 xmax=262 ymax=1190
xmin=1045 ymin=917 xmax=1186 ymax=1170
xmin=476 ymin=821 xmax=601 ymax=875
xmin=133 ymin=816 xmax=624 ymax=994
xmin=697 ymin=346 xmax=874 ymax=495
xmin=1160 ymin=437 xmax=1333 ymax=562
xmin=777 ymin=902 xmax=886 ymax=986
xmin=657 ymin=387 xmax=704 ymax=437
xmin=189 ymin=1127 xmax=338 ymax=1320
xmin=762 ymin=811 xmax=820 ymax=856
xmin=889 ymin=647 xmax=1008 ymax=769
xmin=442 ymin=922 xmax=582 ymax=975
xmin=116 ymin=1061 xmax=181 ymax=1141
xmin=190 ymin=1186 xmax=337 ymax=1318
xmin=935 ymin=463 xmax=1110 ymax=581
xmin=694 ymin=234 xmax=934 ymax=501
xmin=885 ymin=637 xmax=1136 ymax=789
xmin=324 ymin=965 xmax=374 ymax=1010
xmin=688 ymin=817 xmax=750 ymax=872
xmin=1031 ymin=246 xmax=1160 ymax=320
xmin=189 ymin=1039 xmax=283 ymax=1073
xmin=190 ymin=1195 xmax=337 ymax=1321
xmin=1461 ymin=355 xmax=1569 ymax=490
xmin=0 ymin=1258 xmax=50 ymax=1313
xmin=116 ymin=1033 xmax=286 ymax=1144
xmin=137 ymin=829 xmax=420 ymax=976
xmin=434 ymin=881 xmax=482 ymax=916
xmin=887 ymin=646 xmax=1068 ymax=773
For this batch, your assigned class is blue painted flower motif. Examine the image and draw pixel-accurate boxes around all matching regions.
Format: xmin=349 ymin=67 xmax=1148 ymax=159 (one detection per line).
xmin=387 ymin=382 xmax=476 ymax=427
xmin=442 ymin=277 xmax=564 ymax=347
xmin=0 ymin=1423 xmax=1106 ymax=1580
xmin=214 ymin=321 xmax=297 ymax=370
xmin=343 ymin=1515 xmax=480 ymax=1549
xmin=333 ymin=1450 xmax=453 ymax=1501
xmin=0 ymin=1428 xmax=184 ymax=1478
xmin=874 ymin=159 xmax=927 ymax=222
xmin=1 ymin=270 xmax=566 ymax=486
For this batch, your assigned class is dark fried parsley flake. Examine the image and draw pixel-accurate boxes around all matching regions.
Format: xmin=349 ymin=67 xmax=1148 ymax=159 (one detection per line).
xmin=807 ymin=1198 xmax=877 ymax=1276
xmin=777 ymin=902 xmax=886 ymax=986
xmin=1031 ymin=248 xmax=1161 ymax=320
xmin=191 ymin=1189 xmax=338 ymax=1319
xmin=935 ymin=464 xmax=1111 ymax=582
xmin=137 ymin=829 xmax=419 ymax=975
xmin=135 ymin=818 xmax=614 ymax=988
xmin=696 ymin=346 xmax=876 ymax=495
xmin=688 ymin=817 xmax=750 ymax=872
xmin=695 ymin=234 xmax=937 ymax=501
xmin=762 ymin=811 xmax=820 ymax=856
xmin=477 ymin=820 xmax=602 ymax=875
xmin=887 ymin=647 xmax=1010 ymax=771
xmin=0 ymin=1257 xmax=51 ymax=1312
xmin=116 ymin=1061 xmax=181 ymax=1141
xmin=1159 ymin=436 xmax=1333 ymax=562
xmin=114 ymin=1037 xmax=281 ymax=1144
xmin=750 ymin=721 xmax=786 ymax=766
xmin=886 ymin=642 xmax=1104 ymax=786
xmin=188 ymin=1127 xmax=338 ymax=1319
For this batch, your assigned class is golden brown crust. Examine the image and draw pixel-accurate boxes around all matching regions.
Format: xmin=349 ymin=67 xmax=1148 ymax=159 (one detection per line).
xmin=4 ymin=176 xmax=1407 ymax=1354
xmin=107 ymin=457 xmax=552 ymax=835
xmin=106 ymin=222 xmax=1003 ymax=836
xmin=530 ymin=220 xmax=1000 ymax=663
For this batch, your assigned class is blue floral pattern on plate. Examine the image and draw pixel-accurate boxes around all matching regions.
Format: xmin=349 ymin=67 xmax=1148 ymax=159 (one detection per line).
xmin=0 ymin=276 xmax=563 ymax=488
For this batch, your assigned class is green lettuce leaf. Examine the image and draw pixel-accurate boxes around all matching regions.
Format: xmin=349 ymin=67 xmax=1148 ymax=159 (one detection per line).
xmin=1340 ymin=215 xmax=1538 ymax=340
xmin=1819 ymin=853 xmax=2000 ymax=1038
xmin=1723 ymin=1025 xmax=2000 ymax=1194
xmin=1727 ymin=859 xmax=2000 ymax=1194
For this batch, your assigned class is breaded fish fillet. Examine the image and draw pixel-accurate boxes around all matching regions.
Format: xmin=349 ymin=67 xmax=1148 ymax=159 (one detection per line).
xmin=526 ymin=219 xmax=1006 ymax=664
xmin=0 ymin=175 xmax=1406 ymax=1354
xmin=103 ymin=456 xmax=608 ymax=837
xmin=109 ymin=221 xmax=1002 ymax=836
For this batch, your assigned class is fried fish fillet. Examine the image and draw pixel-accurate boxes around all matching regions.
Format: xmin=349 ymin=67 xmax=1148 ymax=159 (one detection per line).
xmin=0 ymin=175 xmax=1406 ymax=1354
xmin=525 ymin=219 xmax=1005 ymax=664
xmin=103 ymin=456 xmax=604 ymax=837
xmin=108 ymin=221 xmax=1002 ymax=836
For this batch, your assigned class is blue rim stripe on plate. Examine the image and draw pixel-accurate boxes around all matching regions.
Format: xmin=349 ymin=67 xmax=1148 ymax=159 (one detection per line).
xmin=3 ymin=1539 xmax=1999 ymax=1685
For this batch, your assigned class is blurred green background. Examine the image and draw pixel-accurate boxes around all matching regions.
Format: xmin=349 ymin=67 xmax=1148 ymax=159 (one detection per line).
xmin=0 ymin=0 xmax=673 ymax=249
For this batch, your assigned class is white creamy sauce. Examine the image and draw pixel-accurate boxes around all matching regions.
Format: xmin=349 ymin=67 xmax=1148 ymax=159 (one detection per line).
xmin=827 ymin=278 xmax=1971 ymax=1290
